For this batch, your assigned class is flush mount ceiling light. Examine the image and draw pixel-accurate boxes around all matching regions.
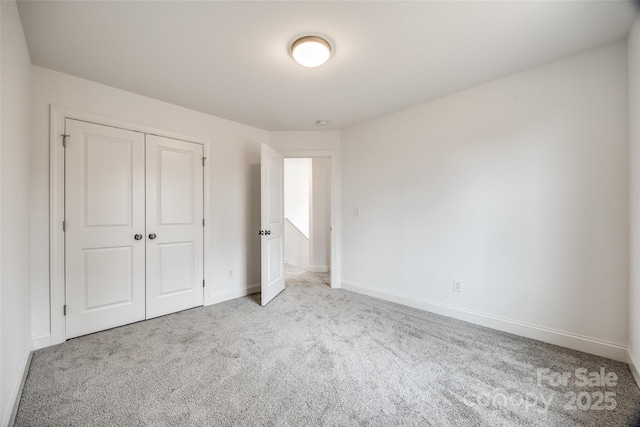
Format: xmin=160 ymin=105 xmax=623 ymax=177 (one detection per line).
xmin=291 ymin=36 xmax=332 ymax=68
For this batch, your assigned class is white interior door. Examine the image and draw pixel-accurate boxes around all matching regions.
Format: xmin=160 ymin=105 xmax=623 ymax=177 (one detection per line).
xmin=261 ymin=143 xmax=285 ymax=306
xmin=65 ymin=119 xmax=146 ymax=339
xmin=145 ymin=134 xmax=204 ymax=319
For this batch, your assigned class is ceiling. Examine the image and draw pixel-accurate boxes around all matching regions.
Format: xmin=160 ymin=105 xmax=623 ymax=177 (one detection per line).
xmin=17 ymin=1 xmax=638 ymax=131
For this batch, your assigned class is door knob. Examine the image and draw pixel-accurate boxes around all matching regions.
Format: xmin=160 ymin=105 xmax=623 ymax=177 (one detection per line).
xmin=265 ymin=230 xmax=271 ymax=236
xmin=134 ymin=234 xmax=143 ymax=240
xmin=258 ymin=230 xmax=264 ymax=236
xmin=149 ymin=233 xmax=157 ymax=240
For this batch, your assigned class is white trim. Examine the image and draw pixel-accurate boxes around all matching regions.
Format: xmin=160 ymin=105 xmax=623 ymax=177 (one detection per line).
xmin=210 ymin=283 xmax=260 ymax=305
xmin=32 ymin=333 xmax=51 ymax=350
xmin=203 ymin=141 xmax=211 ymax=306
xmin=0 ymin=1 xmax=3 ymax=420
xmin=342 ymin=280 xmax=628 ymax=362
xmin=50 ymin=105 xmax=210 ymax=346
xmin=280 ymin=150 xmax=340 ymax=289
xmin=308 ymin=158 xmax=314 ymax=278
xmin=629 ymin=348 xmax=640 ymax=390
xmin=50 ymin=105 xmax=66 ymax=345
xmin=309 ymin=265 xmax=329 ymax=273
xmin=4 ymin=350 xmax=32 ymax=427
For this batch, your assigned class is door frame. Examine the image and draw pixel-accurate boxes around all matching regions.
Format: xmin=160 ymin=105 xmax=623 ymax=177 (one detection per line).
xmin=280 ymin=150 xmax=341 ymax=289
xmin=49 ymin=105 xmax=210 ymax=346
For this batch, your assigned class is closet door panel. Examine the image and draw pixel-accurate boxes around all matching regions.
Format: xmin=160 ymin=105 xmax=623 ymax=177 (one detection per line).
xmin=145 ymin=134 xmax=204 ymax=319
xmin=65 ymin=119 xmax=146 ymax=339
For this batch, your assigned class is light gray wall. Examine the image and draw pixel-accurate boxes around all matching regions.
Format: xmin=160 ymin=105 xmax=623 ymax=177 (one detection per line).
xmin=311 ymin=157 xmax=331 ymax=271
xmin=628 ymin=11 xmax=640 ymax=386
xmin=341 ymin=41 xmax=629 ymax=360
xmin=1 ymin=0 xmax=32 ymax=424
xmin=29 ymin=66 xmax=269 ymax=345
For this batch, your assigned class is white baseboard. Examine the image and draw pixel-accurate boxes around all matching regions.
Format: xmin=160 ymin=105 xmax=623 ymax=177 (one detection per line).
xmin=3 ymin=350 xmax=32 ymax=427
xmin=629 ymin=348 xmax=640 ymax=390
xmin=210 ymin=283 xmax=260 ymax=305
xmin=342 ymin=280 xmax=628 ymax=362
xmin=32 ymin=333 xmax=51 ymax=350
xmin=309 ymin=265 xmax=329 ymax=273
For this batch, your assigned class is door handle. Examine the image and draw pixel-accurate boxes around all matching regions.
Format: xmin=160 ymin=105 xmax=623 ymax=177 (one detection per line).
xmin=149 ymin=233 xmax=157 ymax=240
xmin=134 ymin=234 xmax=143 ymax=240
xmin=265 ymin=230 xmax=271 ymax=236
xmin=258 ymin=230 xmax=264 ymax=236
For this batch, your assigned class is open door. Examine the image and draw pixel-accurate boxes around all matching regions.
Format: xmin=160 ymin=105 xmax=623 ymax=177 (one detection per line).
xmin=260 ymin=143 xmax=285 ymax=306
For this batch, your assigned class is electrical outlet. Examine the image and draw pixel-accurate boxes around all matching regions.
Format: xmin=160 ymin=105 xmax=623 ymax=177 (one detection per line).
xmin=453 ymin=279 xmax=463 ymax=293
xmin=228 ymin=270 xmax=233 ymax=278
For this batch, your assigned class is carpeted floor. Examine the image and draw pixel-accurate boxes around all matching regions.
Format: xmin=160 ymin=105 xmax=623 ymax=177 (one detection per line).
xmin=14 ymin=267 xmax=640 ymax=426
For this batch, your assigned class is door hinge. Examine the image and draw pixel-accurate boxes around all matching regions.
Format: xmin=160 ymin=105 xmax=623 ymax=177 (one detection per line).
xmin=202 ymin=157 xmax=207 ymax=167
xmin=203 ymin=279 xmax=205 ymax=288
xmin=62 ymin=134 xmax=70 ymax=147
xmin=62 ymin=220 xmax=66 ymax=232
xmin=63 ymin=305 xmax=67 ymax=316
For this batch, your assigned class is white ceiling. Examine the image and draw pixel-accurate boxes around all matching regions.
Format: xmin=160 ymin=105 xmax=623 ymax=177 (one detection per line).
xmin=17 ymin=1 xmax=638 ymax=131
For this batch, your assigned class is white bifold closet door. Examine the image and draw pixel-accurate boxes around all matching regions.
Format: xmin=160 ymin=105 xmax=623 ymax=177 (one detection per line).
xmin=65 ymin=119 xmax=203 ymax=339
xmin=65 ymin=119 xmax=146 ymax=339
xmin=145 ymin=134 xmax=204 ymax=319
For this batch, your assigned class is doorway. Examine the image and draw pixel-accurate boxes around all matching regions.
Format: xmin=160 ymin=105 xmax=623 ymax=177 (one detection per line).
xmin=283 ymin=157 xmax=332 ymax=278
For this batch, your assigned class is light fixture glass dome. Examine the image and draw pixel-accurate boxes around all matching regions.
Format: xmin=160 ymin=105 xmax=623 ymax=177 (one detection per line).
xmin=291 ymin=36 xmax=332 ymax=68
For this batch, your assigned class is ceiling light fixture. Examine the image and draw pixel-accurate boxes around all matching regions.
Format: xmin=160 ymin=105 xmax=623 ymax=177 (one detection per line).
xmin=291 ymin=36 xmax=332 ymax=68
xmin=316 ymin=120 xmax=329 ymax=127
